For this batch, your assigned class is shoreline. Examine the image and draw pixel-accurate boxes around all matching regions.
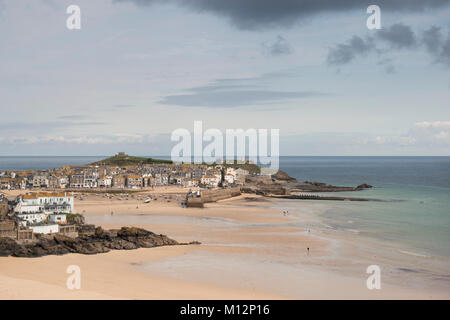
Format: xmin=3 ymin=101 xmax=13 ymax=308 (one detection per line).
xmin=0 ymin=189 xmax=449 ymax=299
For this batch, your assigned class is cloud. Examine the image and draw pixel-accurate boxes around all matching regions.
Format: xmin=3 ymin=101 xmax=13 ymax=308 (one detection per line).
xmin=366 ymin=121 xmax=450 ymax=147
xmin=158 ymin=78 xmax=328 ymax=108
xmin=113 ymin=0 xmax=450 ymax=30
xmin=422 ymin=26 xmax=450 ymax=66
xmin=377 ymin=23 xmax=417 ymax=49
xmin=0 ymin=121 xmax=106 ymax=135
xmin=0 ymin=134 xmax=148 ymax=145
xmin=377 ymin=58 xmax=396 ymax=74
xmin=410 ymin=121 xmax=450 ymax=145
xmin=0 ymin=133 xmax=175 ymax=156
xmin=328 ymin=24 xmax=450 ymax=67
xmin=372 ymin=135 xmax=416 ymax=146
xmin=422 ymin=26 xmax=443 ymax=53
xmin=327 ymin=36 xmax=374 ymax=65
xmin=111 ymin=104 xmax=135 ymax=109
xmin=262 ymin=35 xmax=293 ymax=56
xmin=2 ymin=122 xmax=449 ymax=156
xmin=57 ymin=115 xmax=88 ymax=120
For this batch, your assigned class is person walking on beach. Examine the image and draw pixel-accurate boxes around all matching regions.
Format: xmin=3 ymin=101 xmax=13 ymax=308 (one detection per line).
xmin=307 ymin=247 xmax=310 ymax=256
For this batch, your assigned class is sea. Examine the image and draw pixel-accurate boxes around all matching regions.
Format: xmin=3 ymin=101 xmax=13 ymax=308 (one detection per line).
xmin=1 ymin=156 xmax=449 ymax=259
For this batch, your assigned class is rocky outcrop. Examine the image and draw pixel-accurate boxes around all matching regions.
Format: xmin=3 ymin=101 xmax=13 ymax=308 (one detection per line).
xmin=272 ymin=194 xmax=378 ymax=202
xmin=241 ymin=185 xmax=290 ymax=196
xmin=291 ymin=181 xmax=374 ymax=192
xmin=271 ymin=170 xmax=297 ymax=182
xmin=66 ymin=213 xmax=85 ymax=225
xmin=0 ymin=226 xmax=194 ymax=258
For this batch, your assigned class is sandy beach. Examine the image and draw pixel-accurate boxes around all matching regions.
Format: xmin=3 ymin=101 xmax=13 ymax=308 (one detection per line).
xmin=1 ymin=189 xmax=449 ymax=299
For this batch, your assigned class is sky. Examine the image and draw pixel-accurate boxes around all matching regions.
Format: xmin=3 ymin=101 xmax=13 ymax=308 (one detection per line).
xmin=0 ymin=0 xmax=449 ymax=156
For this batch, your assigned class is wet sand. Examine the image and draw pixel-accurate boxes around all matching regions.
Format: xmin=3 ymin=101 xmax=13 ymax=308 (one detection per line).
xmin=0 ymin=189 xmax=448 ymax=299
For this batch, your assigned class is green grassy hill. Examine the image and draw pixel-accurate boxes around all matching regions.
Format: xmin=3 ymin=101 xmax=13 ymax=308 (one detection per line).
xmin=90 ymin=154 xmax=172 ymax=167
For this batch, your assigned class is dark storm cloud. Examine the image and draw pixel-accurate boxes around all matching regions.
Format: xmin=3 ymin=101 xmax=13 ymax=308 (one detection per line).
xmin=262 ymin=35 xmax=293 ymax=56
xmin=158 ymin=79 xmax=328 ymax=108
xmin=377 ymin=24 xmax=416 ymax=48
xmin=422 ymin=26 xmax=450 ymax=66
xmin=423 ymin=26 xmax=443 ymax=54
xmin=328 ymin=24 xmax=450 ymax=67
xmin=441 ymin=35 xmax=450 ymax=66
xmin=113 ymin=0 xmax=450 ymax=30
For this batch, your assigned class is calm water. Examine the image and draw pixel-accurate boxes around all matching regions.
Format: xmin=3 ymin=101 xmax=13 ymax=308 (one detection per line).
xmin=279 ymin=156 xmax=450 ymax=259
xmin=0 ymin=156 xmax=106 ymax=171
xmin=1 ymin=156 xmax=449 ymax=258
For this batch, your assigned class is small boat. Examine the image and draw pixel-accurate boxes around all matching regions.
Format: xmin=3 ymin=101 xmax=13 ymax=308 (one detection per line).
xmin=144 ymin=197 xmax=151 ymax=203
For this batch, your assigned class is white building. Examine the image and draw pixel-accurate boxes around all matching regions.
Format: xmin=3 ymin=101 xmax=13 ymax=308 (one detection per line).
xmin=224 ymin=174 xmax=235 ymax=184
xmin=30 ymin=224 xmax=59 ymax=234
xmin=48 ymin=213 xmax=67 ymax=224
xmin=97 ymin=176 xmax=112 ymax=188
xmin=15 ymin=192 xmax=74 ymax=214
xmin=83 ymin=175 xmax=98 ymax=188
xmin=201 ymin=175 xmax=220 ymax=187
xmin=15 ymin=212 xmax=48 ymax=227
xmin=183 ymin=178 xmax=200 ymax=188
xmin=32 ymin=175 xmax=49 ymax=188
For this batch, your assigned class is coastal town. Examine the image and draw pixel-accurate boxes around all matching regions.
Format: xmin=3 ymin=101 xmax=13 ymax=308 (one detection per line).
xmin=0 ymin=153 xmax=254 ymax=190
xmin=0 ymin=152 xmax=373 ymax=256
xmin=0 ymin=153 xmax=291 ymax=245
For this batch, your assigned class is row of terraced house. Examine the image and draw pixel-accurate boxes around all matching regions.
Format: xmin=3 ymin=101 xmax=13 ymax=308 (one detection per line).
xmin=0 ymin=164 xmax=250 ymax=190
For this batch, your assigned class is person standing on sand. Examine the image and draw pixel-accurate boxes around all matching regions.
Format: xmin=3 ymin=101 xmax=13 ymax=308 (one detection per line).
xmin=307 ymin=247 xmax=310 ymax=256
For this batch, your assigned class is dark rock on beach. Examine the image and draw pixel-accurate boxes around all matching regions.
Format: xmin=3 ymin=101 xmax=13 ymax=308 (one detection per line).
xmin=356 ymin=184 xmax=373 ymax=189
xmin=271 ymin=170 xmax=297 ymax=182
xmin=0 ymin=226 xmax=194 ymax=258
xmin=291 ymin=181 xmax=374 ymax=192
